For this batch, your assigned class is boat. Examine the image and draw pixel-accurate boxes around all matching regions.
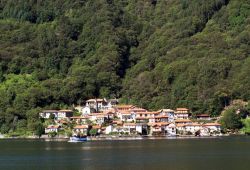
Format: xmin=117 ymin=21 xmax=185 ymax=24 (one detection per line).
xmin=68 ymin=135 xmax=88 ymax=142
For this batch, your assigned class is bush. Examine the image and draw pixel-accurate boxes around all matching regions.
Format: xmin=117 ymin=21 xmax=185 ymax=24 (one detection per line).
xmin=48 ymin=131 xmax=57 ymax=138
xmin=220 ymin=108 xmax=243 ymax=130
xmin=0 ymin=124 xmax=10 ymax=134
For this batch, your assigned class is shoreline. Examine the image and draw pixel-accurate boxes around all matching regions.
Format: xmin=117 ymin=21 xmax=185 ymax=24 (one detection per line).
xmin=0 ymin=134 xmax=245 ymax=141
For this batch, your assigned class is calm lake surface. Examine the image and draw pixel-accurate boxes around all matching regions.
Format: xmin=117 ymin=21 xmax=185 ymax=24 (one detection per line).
xmin=0 ymin=136 xmax=250 ymax=170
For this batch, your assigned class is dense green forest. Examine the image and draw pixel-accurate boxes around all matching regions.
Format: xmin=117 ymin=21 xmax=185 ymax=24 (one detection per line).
xmin=0 ymin=0 xmax=249 ymax=134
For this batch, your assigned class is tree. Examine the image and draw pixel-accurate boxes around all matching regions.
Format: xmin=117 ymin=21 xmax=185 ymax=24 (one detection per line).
xmin=89 ymin=128 xmax=98 ymax=136
xmin=34 ymin=123 xmax=44 ymax=138
xmin=49 ymin=114 xmax=55 ymax=120
xmin=220 ymin=108 xmax=243 ymax=131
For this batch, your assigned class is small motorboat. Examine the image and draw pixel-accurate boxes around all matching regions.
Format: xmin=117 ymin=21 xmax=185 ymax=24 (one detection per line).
xmin=68 ymin=135 xmax=88 ymax=142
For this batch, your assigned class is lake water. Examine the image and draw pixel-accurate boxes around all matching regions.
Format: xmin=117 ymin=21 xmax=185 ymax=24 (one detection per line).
xmin=0 ymin=136 xmax=250 ymax=170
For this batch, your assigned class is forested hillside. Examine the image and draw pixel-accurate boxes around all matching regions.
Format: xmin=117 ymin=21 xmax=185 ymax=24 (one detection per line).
xmin=0 ymin=0 xmax=249 ymax=133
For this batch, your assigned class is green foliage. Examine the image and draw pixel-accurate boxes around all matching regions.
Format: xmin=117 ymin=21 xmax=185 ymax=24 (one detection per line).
xmin=220 ymin=108 xmax=243 ymax=130
xmin=48 ymin=131 xmax=57 ymax=138
xmin=89 ymin=128 xmax=98 ymax=136
xmin=0 ymin=0 xmax=249 ymax=134
xmin=241 ymin=119 xmax=250 ymax=135
xmin=34 ymin=123 xmax=44 ymax=138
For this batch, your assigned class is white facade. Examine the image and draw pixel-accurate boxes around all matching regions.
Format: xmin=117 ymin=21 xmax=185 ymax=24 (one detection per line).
xmin=82 ymin=107 xmax=91 ymax=115
xmin=45 ymin=125 xmax=60 ymax=134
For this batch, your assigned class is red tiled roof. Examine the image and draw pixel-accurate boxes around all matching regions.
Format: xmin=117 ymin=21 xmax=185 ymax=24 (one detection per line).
xmin=92 ymin=125 xmax=101 ymax=129
xmin=203 ymin=123 xmax=221 ymax=126
xmin=135 ymin=111 xmax=160 ymax=115
xmin=155 ymin=115 xmax=168 ymax=118
xmin=86 ymin=99 xmax=104 ymax=102
xmin=197 ymin=114 xmax=210 ymax=117
xmin=123 ymin=123 xmax=136 ymax=126
xmin=47 ymin=125 xmax=60 ymax=129
xmin=176 ymin=108 xmax=189 ymax=111
xmin=74 ymin=125 xmax=88 ymax=129
xmin=175 ymin=119 xmax=192 ymax=123
xmin=70 ymin=116 xmax=90 ymax=119
xmin=59 ymin=110 xmax=73 ymax=112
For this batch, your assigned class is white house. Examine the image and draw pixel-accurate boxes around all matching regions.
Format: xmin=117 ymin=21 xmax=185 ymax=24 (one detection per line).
xmin=174 ymin=108 xmax=189 ymax=119
xmin=39 ymin=110 xmax=58 ymax=119
xmin=57 ymin=110 xmax=73 ymax=119
xmin=165 ymin=123 xmax=176 ymax=136
xmin=196 ymin=114 xmax=211 ymax=120
xmin=73 ymin=125 xmax=89 ymax=135
xmin=175 ymin=119 xmax=192 ymax=125
xmin=45 ymin=125 xmax=61 ymax=134
xmin=123 ymin=123 xmax=136 ymax=134
xmin=184 ymin=123 xmax=202 ymax=134
xmin=82 ymin=106 xmax=91 ymax=115
xmin=70 ymin=116 xmax=90 ymax=124
xmin=160 ymin=109 xmax=175 ymax=122
xmin=117 ymin=111 xmax=135 ymax=122
xmin=39 ymin=110 xmax=73 ymax=120
xmin=105 ymin=125 xmax=114 ymax=134
xmin=203 ymin=123 xmax=221 ymax=133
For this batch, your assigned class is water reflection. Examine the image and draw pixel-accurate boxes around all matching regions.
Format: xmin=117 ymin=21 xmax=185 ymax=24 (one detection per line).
xmin=0 ymin=136 xmax=250 ymax=170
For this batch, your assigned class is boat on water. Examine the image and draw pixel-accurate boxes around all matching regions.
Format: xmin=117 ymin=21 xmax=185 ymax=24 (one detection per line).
xmin=68 ymin=136 xmax=88 ymax=142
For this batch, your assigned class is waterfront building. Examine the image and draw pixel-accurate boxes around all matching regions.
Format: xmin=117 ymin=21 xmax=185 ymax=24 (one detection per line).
xmin=39 ymin=110 xmax=73 ymax=120
xmin=174 ymin=108 xmax=190 ymax=119
xmin=45 ymin=125 xmax=61 ymax=134
xmin=73 ymin=125 xmax=89 ymax=135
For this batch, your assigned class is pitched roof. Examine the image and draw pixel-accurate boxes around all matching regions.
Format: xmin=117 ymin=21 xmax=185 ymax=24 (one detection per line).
xmin=175 ymin=119 xmax=192 ymax=123
xmin=70 ymin=116 xmax=90 ymax=119
xmin=161 ymin=109 xmax=175 ymax=112
xmin=47 ymin=125 xmax=60 ymax=129
xmin=155 ymin=115 xmax=169 ymax=118
xmin=123 ymin=123 xmax=136 ymax=126
xmin=130 ymin=107 xmax=148 ymax=112
xmin=197 ymin=114 xmax=210 ymax=117
xmin=203 ymin=123 xmax=221 ymax=126
xmin=74 ymin=125 xmax=88 ymax=129
xmin=42 ymin=110 xmax=58 ymax=112
xmin=135 ymin=111 xmax=160 ymax=115
xmin=59 ymin=110 xmax=73 ymax=112
xmin=185 ymin=123 xmax=202 ymax=127
xmin=115 ymin=105 xmax=135 ymax=109
xmin=176 ymin=108 xmax=189 ymax=111
xmin=92 ymin=125 xmax=101 ymax=129
xmin=86 ymin=99 xmax=105 ymax=102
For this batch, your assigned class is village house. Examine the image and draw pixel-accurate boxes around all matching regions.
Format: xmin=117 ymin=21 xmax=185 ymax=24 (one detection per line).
xmin=174 ymin=108 xmax=190 ymax=119
xmin=39 ymin=110 xmax=58 ymax=119
xmin=86 ymin=99 xmax=107 ymax=112
xmin=184 ymin=123 xmax=202 ymax=134
xmin=130 ymin=107 xmax=148 ymax=113
xmin=117 ymin=110 xmax=136 ymax=122
xmin=45 ymin=125 xmax=61 ymax=134
xmin=160 ymin=109 xmax=175 ymax=122
xmin=85 ymin=98 xmax=119 ymax=112
xmin=196 ymin=114 xmax=211 ymax=120
xmin=165 ymin=123 xmax=176 ymax=136
xmin=203 ymin=123 xmax=221 ymax=133
xmin=88 ymin=113 xmax=113 ymax=125
xmin=70 ymin=116 xmax=90 ymax=124
xmin=115 ymin=105 xmax=135 ymax=111
xmin=57 ymin=110 xmax=74 ymax=119
xmin=175 ymin=119 xmax=192 ymax=125
xmin=105 ymin=125 xmax=114 ymax=134
xmin=148 ymin=122 xmax=176 ymax=136
xmin=39 ymin=110 xmax=73 ymax=120
xmin=73 ymin=125 xmax=89 ymax=135
xmin=123 ymin=123 xmax=136 ymax=134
